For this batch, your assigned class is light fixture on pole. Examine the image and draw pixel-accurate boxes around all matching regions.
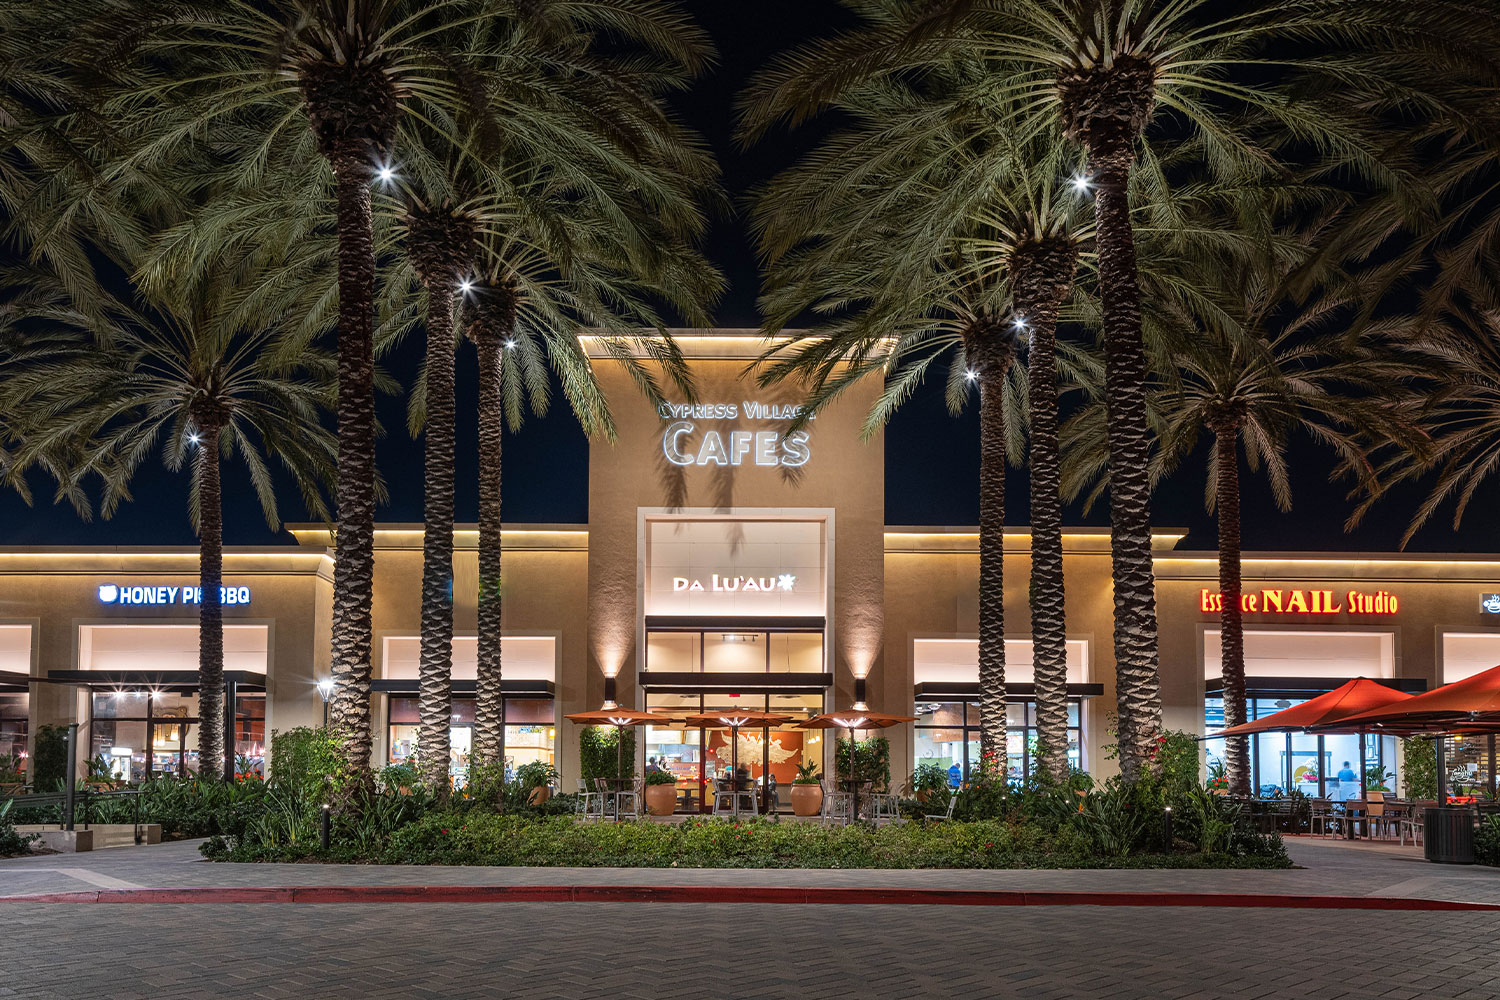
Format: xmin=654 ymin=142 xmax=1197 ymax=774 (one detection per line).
xmin=316 ymin=677 xmax=334 ymax=728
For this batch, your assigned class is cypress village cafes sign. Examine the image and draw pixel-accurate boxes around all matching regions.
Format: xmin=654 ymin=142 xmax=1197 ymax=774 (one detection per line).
xmin=659 ymin=401 xmax=812 ymax=468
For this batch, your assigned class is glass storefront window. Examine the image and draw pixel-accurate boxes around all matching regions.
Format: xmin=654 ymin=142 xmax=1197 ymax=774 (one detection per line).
xmin=646 ymin=630 xmax=823 ymax=673
xmin=914 ymin=699 xmax=1085 ymax=785
xmin=0 ymin=692 xmax=27 ymax=765
xmin=1206 ymin=694 xmax=1401 ymax=798
xmin=387 ymin=696 xmax=554 ymax=787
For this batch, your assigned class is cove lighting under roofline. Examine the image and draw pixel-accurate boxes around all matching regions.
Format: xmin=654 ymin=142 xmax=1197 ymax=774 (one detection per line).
xmin=578 ymin=328 xmax=896 ymax=362
xmin=1155 ymin=552 xmax=1500 ymax=567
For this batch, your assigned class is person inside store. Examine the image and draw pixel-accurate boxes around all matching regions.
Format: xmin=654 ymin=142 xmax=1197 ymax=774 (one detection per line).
xmin=948 ymin=762 xmax=962 ymax=789
xmin=1337 ymin=760 xmax=1358 ymax=799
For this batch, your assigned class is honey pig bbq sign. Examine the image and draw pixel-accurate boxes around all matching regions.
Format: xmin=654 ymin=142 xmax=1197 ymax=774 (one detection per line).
xmin=1200 ymin=587 xmax=1398 ymax=615
xmin=659 ymin=401 xmax=812 ymax=468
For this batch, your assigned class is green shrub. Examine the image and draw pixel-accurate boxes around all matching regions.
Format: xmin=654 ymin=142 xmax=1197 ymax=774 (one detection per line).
xmin=579 ymin=726 xmax=636 ymax=782
xmin=31 ymin=725 xmax=68 ymax=791
xmin=1477 ymin=816 xmax=1500 ymax=867
xmin=377 ymin=760 xmax=421 ymax=792
xmin=834 ymin=736 xmax=891 ymax=791
xmin=269 ymin=727 xmax=343 ymax=793
xmin=0 ymin=799 xmax=37 ymax=856
xmin=1402 ymin=738 xmax=1437 ymax=799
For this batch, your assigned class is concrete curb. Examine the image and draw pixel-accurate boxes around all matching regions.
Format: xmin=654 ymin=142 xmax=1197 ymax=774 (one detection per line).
xmin=1 ymin=885 xmax=1498 ymax=910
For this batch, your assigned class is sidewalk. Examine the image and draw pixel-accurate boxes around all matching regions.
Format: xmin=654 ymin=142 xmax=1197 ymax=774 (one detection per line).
xmin=4 ymin=834 xmax=1499 ymax=906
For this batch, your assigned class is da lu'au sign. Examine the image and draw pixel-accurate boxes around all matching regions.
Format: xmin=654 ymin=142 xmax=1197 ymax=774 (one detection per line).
xmin=1200 ymin=587 xmax=1398 ymax=615
xmin=659 ymin=401 xmax=812 ymax=468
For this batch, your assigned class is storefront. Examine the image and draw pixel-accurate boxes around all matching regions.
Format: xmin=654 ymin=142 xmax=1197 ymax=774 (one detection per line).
xmin=1 ymin=332 xmax=1498 ymax=799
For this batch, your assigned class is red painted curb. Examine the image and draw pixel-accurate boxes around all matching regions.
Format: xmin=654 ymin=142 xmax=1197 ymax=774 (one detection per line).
xmin=1 ymin=884 xmax=1498 ymax=910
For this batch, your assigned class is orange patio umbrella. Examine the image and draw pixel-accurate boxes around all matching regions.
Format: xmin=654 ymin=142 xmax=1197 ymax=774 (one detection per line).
xmin=683 ymin=710 xmax=793 ymax=818
xmin=800 ymin=710 xmax=916 ymax=822
xmin=564 ymin=707 xmax=673 ymax=788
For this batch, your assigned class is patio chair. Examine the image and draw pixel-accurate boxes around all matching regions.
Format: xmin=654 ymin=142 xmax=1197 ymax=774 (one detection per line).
xmin=615 ymin=778 xmax=643 ymax=820
xmin=712 ymin=779 xmax=756 ymax=818
xmin=872 ymin=788 xmax=903 ymax=825
xmin=1365 ymin=791 xmax=1393 ymax=839
xmin=577 ymin=779 xmax=603 ymax=820
xmin=923 ymin=786 xmax=961 ymax=823
xmin=1309 ymin=798 xmax=1341 ymax=838
xmin=820 ymin=779 xmax=850 ymax=824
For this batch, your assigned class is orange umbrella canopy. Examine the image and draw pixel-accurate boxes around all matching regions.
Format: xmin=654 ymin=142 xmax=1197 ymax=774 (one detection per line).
xmin=1322 ymin=664 xmax=1500 ymax=734
xmin=1212 ymin=678 xmax=1413 ymax=738
xmin=683 ymin=710 xmax=793 ymax=728
xmin=564 ymin=708 xmax=671 ymax=727
xmin=800 ymin=710 xmax=916 ymax=730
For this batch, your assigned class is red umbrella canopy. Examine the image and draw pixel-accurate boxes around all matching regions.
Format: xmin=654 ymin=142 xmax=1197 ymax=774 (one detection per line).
xmin=1322 ymin=664 xmax=1500 ymax=734
xmin=683 ymin=711 xmax=793 ymax=728
xmin=799 ymin=710 xmax=916 ymax=730
xmin=1213 ymin=678 xmax=1413 ymax=738
xmin=564 ymin=708 xmax=671 ymax=727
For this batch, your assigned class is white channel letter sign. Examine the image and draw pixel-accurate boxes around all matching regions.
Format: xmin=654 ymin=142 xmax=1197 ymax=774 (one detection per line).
xmin=672 ymin=574 xmax=796 ymax=593
xmin=98 ymin=584 xmax=252 ymax=606
xmin=659 ymin=401 xmax=812 ymax=468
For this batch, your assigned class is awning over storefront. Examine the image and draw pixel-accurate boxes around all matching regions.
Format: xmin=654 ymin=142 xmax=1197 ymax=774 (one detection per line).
xmin=43 ymin=669 xmax=267 ymax=691
xmin=0 ymin=670 xmax=30 ymax=693
xmin=371 ymin=679 xmax=555 ymax=698
xmin=1328 ymin=663 xmax=1500 ymax=734
xmin=913 ymin=682 xmax=1104 ymax=700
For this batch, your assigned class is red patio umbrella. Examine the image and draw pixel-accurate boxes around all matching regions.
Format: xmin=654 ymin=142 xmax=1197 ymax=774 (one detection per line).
xmin=1212 ymin=678 xmax=1415 ymax=738
xmin=1311 ymin=665 xmax=1500 ymax=804
xmin=800 ymin=710 xmax=915 ymax=822
xmin=1206 ymin=679 xmax=1415 ymax=799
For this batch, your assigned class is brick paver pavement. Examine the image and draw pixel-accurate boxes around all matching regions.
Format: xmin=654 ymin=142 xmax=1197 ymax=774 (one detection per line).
xmin=1 ymin=900 xmax=1496 ymax=999
xmin=4 ymin=836 xmax=1500 ymax=998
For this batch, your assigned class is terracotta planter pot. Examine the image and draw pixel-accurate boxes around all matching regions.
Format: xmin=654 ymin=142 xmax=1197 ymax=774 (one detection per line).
xmin=790 ymin=783 xmax=823 ymax=817
xmin=645 ymin=783 xmax=677 ymax=816
xmin=915 ymin=789 xmax=931 ymax=804
xmin=527 ymin=785 xmax=551 ymax=806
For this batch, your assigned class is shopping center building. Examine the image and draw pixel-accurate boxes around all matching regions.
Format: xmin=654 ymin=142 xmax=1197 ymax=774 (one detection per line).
xmin=3 ymin=331 xmax=1499 ymax=805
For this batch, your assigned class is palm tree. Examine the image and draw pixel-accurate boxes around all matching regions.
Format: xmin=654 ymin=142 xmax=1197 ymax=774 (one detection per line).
xmin=402 ymin=198 xmax=478 ymax=795
xmin=12 ymin=0 xmax=723 ymax=781
xmin=752 ymin=76 xmax=1102 ymax=774
xmin=741 ymin=0 xmax=1475 ymax=777
xmin=0 ymin=265 xmax=335 ymax=782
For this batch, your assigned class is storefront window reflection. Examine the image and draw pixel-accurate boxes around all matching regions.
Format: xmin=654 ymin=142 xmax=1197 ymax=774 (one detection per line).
xmin=1205 ymin=696 xmax=1399 ymax=798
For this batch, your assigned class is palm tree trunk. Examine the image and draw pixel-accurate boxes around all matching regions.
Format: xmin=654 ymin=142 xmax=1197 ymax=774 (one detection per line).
xmin=1091 ymin=158 xmax=1164 ymax=781
xmin=418 ymin=282 xmax=457 ymax=796
xmin=195 ymin=419 xmax=226 ymax=782
xmin=1215 ymin=425 xmax=1250 ymax=797
xmin=1025 ymin=307 xmax=1070 ymax=783
xmin=973 ymin=335 xmax=1010 ymax=776
xmin=327 ymin=159 xmax=378 ymax=782
xmin=471 ymin=321 xmax=504 ymax=767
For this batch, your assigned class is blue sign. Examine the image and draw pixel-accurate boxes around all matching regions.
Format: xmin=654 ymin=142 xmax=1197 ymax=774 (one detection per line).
xmin=1482 ymin=594 xmax=1500 ymax=615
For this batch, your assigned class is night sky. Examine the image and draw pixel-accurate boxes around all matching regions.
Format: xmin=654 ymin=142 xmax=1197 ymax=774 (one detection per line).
xmin=0 ymin=1 xmax=1492 ymax=556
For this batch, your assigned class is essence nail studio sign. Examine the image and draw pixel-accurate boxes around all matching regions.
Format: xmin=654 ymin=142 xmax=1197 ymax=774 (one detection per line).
xmin=1199 ymin=588 xmax=1399 ymax=616
xmin=659 ymin=401 xmax=812 ymax=468
xmin=98 ymin=584 xmax=252 ymax=606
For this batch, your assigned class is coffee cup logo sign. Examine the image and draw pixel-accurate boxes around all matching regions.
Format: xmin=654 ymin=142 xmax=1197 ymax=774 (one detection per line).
xmin=673 ymin=574 xmax=796 ymax=593
xmin=1482 ymin=594 xmax=1500 ymax=614
xmin=98 ymin=583 xmax=251 ymax=606
xmin=659 ymin=401 xmax=812 ymax=468
xmin=1199 ymin=588 xmax=1397 ymax=616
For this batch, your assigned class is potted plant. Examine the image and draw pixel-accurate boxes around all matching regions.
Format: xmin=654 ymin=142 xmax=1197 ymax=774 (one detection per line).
xmin=791 ymin=760 xmax=823 ymax=816
xmin=644 ymin=769 xmax=677 ymax=816
xmin=515 ymin=760 xmax=559 ymax=805
xmin=904 ymin=762 xmax=949 ymax=803
xmin=1206 ymin=760 xmax=1229 ymax=795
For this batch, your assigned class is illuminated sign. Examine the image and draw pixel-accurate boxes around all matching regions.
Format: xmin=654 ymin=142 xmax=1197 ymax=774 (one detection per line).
xmin=98 ymin=584 xmax=251 ymax=606
xmin=1199 ymin=588 xmax=1398 ymax=615
xmin=1482 ymin=594 xmax=1500 ymax=614
xmin=658 ymin=401 xmax=812 ymax=468
xmin=672 ymin=574 xmax=796 ymax=593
